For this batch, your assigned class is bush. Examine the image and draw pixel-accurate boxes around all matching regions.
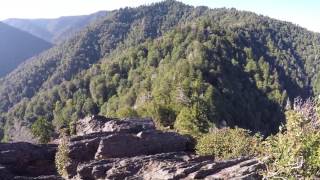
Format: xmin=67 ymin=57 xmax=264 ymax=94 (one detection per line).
xmin=174 ymin=104 xmax=209 ymax=137
xmin=175 ymin=107 xmax=202 ymax=136
xmin=116 ymin=107 xmax=138 ymax=118
xmin=264 ymin=97 xmax=320 ymax=178
xmin=196 ymin=127 xmax=262 ymax=160
xmin=137 ymin=102 xmax=177 ymax=128
xmin=31 ymin=117 xmax=54 ymax=143
xmin=55 ymin=133 xmax=70 ymax=178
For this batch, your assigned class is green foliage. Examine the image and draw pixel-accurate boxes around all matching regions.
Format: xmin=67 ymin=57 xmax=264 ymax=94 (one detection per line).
xmin=303 ymin=133 xmax=320 ymax=174
xmin=137 ymin=102 xmax=176 ymax=128
xmin=264 ymin=98 xmax=320 ymax=178
xmin=196 ymin=128 xmax=262 ymax=160
xmin=55 ymin=133 xmax=70 ymax=177
xmin=174 ymin=107 xmax=201 ymax=136
xmin=313 ymin=72 xmax=320 ymax=95
xmin=2 ymin=0 xmax=320 ymax=142
xmin=116 ymin=107 xmax=138 ymax=118
xmin=31 ymin=117 xmax=54 ymax=143
xmin=174 ymin=104 xmax=209 ymax=137
xmin=3 ymin=2 xmax=320 ymax=179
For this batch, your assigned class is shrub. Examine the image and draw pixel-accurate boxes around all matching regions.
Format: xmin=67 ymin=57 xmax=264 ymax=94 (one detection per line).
xmin=174 ymin=105 xmax=209 ymax=137
xmin=55 ymin=133 xmax=70 ymax=178
xmin=196 ymin=127 xmax=262 ymax=160
xmin=264 ymin=97 xmax=320 ymax=178
xmin=116 ymin=107 xmax=138 ymax=118
xmin=31 ymin=117 xmax=54 ymax=143
xmin=175 ymin=107 xmax=202 ymax=136
xmin=137 ymin=102 xmax=177 ymax=128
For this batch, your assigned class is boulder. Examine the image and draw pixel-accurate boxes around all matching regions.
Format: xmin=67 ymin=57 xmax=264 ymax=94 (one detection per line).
xmin=0 ymin=142 xmax=61 ymax=179
xmin=13 ymin=175 xmax=62 ymax=180
xmin=0 ymin=165 xmax=14 ymax=180
xmin=65 ymin=129 xmax=193 ymax=177
xmin=61 ymin=116 xmax=265 ymax=179
xmin=0 ymin=116 xmax=266 ymax=179
xmin=95 ymin=130 xmax=192 ymax=159
xmin=73 ymin=152 xmax=263 ymax=180
xmin=75 ymin=115 xmax=155 ymax=135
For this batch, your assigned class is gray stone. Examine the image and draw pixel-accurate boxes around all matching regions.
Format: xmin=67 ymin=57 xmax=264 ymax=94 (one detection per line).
xmin=95 ymin=130 xmax=192 ymax=159
xmin=2 ymin=116 xmax=264 ymax=180
xmin=72 ymin=152 xmax=263 ymax=180
xmin=63 ymin=117 xmax=264 ymax=179
xmin=0 ymin=142 xmax=60 ymax=179
xmin=75 ymin=115 xmax=155 ymax=135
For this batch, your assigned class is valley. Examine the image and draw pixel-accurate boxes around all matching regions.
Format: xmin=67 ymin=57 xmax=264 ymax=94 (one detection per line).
xmin=0 ymin=0 xmax=320 ymax=179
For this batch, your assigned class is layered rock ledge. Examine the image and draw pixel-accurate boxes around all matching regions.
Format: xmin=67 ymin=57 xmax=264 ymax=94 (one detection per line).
xmin=62 ymin=115 xmax=264 ymax=179
xmin=0 ymin=115 xmax=265 ymax=179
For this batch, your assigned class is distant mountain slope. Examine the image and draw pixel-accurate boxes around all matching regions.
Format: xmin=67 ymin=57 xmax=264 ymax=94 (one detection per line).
xmin=0 ymin=22 xmax=52 ymax=77
xmin=4 ymin=11 xmax=107 ymax=43
xmin=1 ymin=0 xmax=320 ymax=142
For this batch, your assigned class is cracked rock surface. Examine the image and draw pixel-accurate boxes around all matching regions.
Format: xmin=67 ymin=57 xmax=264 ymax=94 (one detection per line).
xmin=0 ymin=116 xmax=264 ymax=180
xmin=63 ymin=116 xmax=264 ymax=179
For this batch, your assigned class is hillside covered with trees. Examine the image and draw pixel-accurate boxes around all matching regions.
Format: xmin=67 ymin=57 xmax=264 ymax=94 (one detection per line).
xmin=1 ymin=0 xmax=320 ymax=147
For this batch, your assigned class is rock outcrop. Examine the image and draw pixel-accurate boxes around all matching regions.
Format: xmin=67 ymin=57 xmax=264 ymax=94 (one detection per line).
xmin=75 ymin=115 xmax=155 ymax=135
xmin=64 ymin=117 xmax=194 ymax=178
xmin=75 ymin=153 xmax=263 ymax=180
xmin=61 ymin=116 xmax=265 ymax=179
xmin=0 ymin=116 xmax=265 ymax=179
xmin=95 ymin=130 xmax=191 ymax=159
xmin=0 ymin=142 xmax=61 ymax=180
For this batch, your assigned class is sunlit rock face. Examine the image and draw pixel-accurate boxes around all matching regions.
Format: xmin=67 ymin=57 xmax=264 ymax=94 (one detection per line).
xmin=62 ymin=116 xmax=264 ymax=179
xmin=0 ymin=116 xmax=264 ymax=180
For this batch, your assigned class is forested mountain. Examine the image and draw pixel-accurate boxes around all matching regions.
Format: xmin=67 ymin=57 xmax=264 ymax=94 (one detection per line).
xmin=3 ymin=11 xmax=107 ymax=43
xmin=0 ymin=22 xmax=52 ymax=77
xmin=1 ymin=0 xmax=320 ymax=142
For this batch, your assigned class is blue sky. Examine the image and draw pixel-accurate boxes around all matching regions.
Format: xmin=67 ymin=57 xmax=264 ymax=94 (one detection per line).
xmin=0 ymin=0 xmax=319 ymax=32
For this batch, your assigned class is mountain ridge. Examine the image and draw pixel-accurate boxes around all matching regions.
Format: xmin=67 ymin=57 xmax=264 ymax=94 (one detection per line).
xmin=3 ymin=11 xmax=108 ymax=43
xmin=1 ymin=0 xmax=320 ymax=142
xmin=0 ymin=22 xmax=52 ymax=77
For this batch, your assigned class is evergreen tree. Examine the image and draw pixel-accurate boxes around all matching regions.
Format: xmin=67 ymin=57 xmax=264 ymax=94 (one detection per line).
xmin=31 ymin=117 xmax=54 ymax=143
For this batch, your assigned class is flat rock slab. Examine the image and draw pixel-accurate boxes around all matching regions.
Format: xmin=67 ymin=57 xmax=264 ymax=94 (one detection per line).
xmin=95 ymin=130 xmax=191 ymax=159
xmin=66 ymin=129 xmax=193 ymax=177
xmin=63 ymin=116 xmax=265 ymax=179
xmin=76 ymin=115 xmax=155 ymax=135
xmin=73 ymin=152 xmax=263 ymax=180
